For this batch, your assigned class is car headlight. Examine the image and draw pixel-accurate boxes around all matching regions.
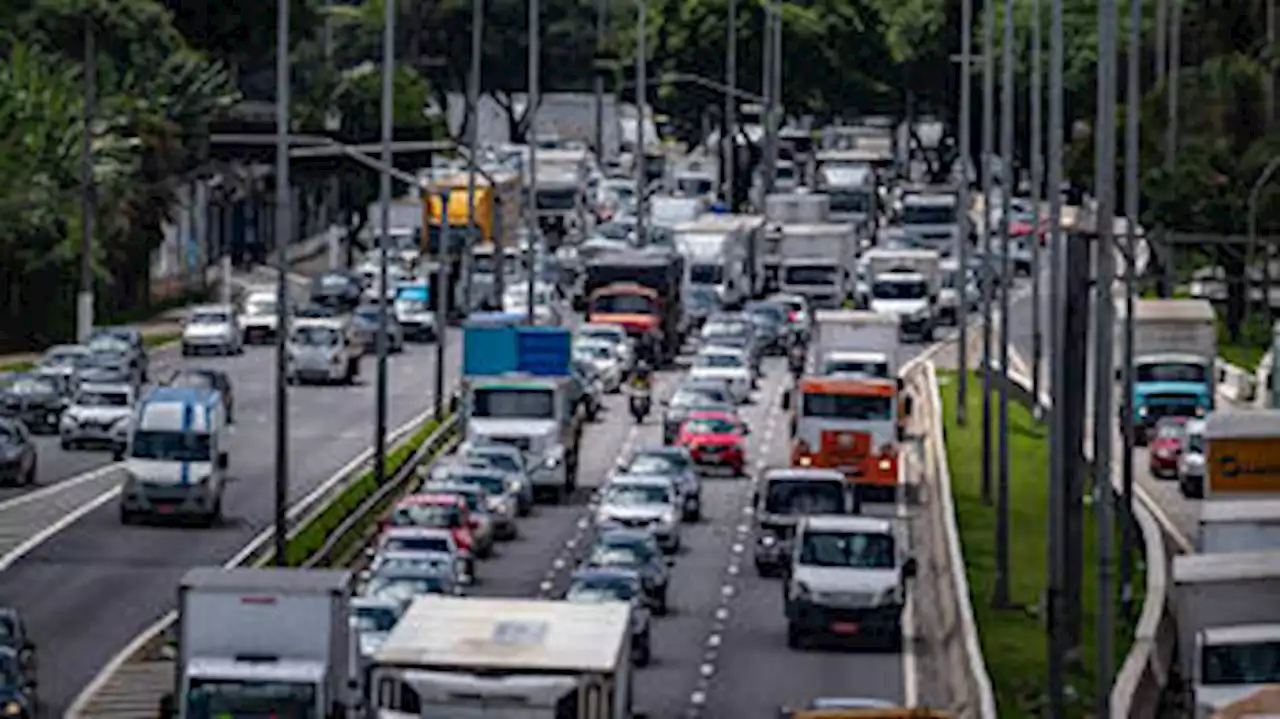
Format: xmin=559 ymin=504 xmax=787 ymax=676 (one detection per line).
xmin=4 ymin=700 xmax=21 ymax=715
xmin=759 ymin=534 xmax=777 ymax=547
xmin=661 ymin=509 xmax=677 ymax=525
xmin=544 ymin=446 xmax=565 ymax=468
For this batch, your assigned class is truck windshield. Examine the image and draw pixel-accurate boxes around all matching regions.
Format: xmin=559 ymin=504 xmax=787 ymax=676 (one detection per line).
xmin=677 ymin=177 xmax=714 ymax=195
xmin=1135 ymin=362 xmax=1208 ymax=383
xmin=822 ymin=360 xmax=890 ymax=378
xmin=902 ymin=205 xmax=955 ymax=225
xmin=830 ymin=191 xmax=871 ymax=213
xmin=536 ymin=188 xmax=576 ymax=211
xmin=472 ymin=389 xmax=555 ymax=419
xmin=1202 ymin=640 xmax=1280 ymax=685
xmin=799 ymin=531 xmax=895 ymax=569
xmin=872 ymin=280 xmax=927 ymax=300
xmin=131 ymin=431 xmax=212 ymax=462
xmin=783 ymin=266 xmax=837 ymax=285
xmin=764 ymin=480 xmax=845 ymax=515
xmin=185 ymin=678 xmax=317 ymax=719
xmin=802 ymin=393 xmax=893 ymax=420
xmin=593 ymin=294 xmax=655 ymax=314
xmin=690 ymin=263 xmax=724 ymax=285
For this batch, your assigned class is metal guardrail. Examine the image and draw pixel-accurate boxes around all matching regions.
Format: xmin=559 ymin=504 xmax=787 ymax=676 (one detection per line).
xmin=919 ymin=362 xmax=999 ymax=719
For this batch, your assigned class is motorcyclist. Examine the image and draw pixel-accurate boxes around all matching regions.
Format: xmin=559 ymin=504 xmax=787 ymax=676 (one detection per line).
xmin=788 ymin=343 xmax=806 ymax=379
xmin=630 ymin=360 xmax=654 ymax=393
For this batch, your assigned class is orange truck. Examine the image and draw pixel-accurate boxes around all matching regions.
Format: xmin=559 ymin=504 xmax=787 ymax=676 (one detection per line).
xmin=789 ymin=375 xmax=908 ymax=505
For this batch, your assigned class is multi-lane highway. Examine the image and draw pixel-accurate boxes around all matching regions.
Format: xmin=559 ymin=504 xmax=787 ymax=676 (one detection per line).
xmin=3 ymin=332 xmax=461 ymax=714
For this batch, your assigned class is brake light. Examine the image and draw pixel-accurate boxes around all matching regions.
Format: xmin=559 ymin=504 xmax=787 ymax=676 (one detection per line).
xmin=788 ymin=310 xmax=800 ymax=322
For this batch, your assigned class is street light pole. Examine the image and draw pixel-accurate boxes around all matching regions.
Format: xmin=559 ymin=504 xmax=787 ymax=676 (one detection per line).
xmin=994 ymin=0 xmax=1015 ymax=608
xmin=374 ymin=0 xmax=395 ymax=486
xmin=956 ymin=0 xmax=973 ymax=425
xmin=273 ymin=0 xmax=292 ymax=567
xmin=527 ymin=0 xmax=541 ymax=322
xmin=79 ymin=17 xmax=97 ymax=345
xmin=1030 ymin=0 xmax=1044 ymax=413
xmin=594 ymin=0 xmax=607 ymax=158
xmin=1120 ymin=0 xmax=1141 ymax=617
xmin=724 ymin=0 xmax=737 ymax=209
xmin=979 ymin=0 xmax=996 ymax=506
xmin=1046 ymin=0 xmax=1067 ymax=711
xmin=463 ymin=0 xmax=485 ymax=313
xmin=634 ymin=0 xmax=648 ymax=243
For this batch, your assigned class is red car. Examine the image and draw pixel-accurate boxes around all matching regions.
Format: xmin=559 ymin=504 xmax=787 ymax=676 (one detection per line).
xmin=1148 ymin=417 xmax=1188 ymax=478
xmin=677 ymin=410 xmax=750 ymax=475
xmin=380 ymin=493 xmax=476 ymax=559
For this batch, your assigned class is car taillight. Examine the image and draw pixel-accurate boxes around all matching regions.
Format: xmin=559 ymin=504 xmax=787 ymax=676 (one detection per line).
xmin=788 ymin=310 xmax=800 ymax=322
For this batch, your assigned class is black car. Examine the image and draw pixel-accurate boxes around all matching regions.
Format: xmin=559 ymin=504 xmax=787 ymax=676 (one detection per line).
xmin=743 ymin=300 xmax=790 ymax=354
xmin=76 ymin=351 xmax=137 ymax=389
xmin=0 ymin=609 xmax=36 ymax=678
xmin=0 ymin=375 xmax=64 ymax=434
xmin=310 ymin=271 xmax=363 ymax=312
xmin=0 ymin=647 xmax=35 ymax=718
xmin=582 ymin=528 xmax=672 ymax=614
xmin=166 ymin=369 xmax=235 ymax=423
xmin=0 ymin=419 xmax=36 ymax=486
xmin=89 ymin=327 xmax=148 ymax=381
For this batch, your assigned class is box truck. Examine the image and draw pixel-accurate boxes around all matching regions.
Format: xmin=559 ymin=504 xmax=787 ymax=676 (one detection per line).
xmin=1119 ymin=299 xmax=1216 ymax=444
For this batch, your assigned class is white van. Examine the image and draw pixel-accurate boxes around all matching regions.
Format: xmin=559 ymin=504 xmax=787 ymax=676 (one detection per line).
xmin=118 ymin=386 xmax=229 ymax=526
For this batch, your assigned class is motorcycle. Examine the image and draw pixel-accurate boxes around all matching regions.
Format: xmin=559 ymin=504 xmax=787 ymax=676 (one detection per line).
xmin=788 ymin=345 xmax=806 ymax=380
xmin=629 ymin=386 xmax=652 ymax=423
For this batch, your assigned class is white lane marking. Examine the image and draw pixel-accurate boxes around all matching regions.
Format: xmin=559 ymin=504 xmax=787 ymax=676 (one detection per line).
xmin=0 ymin=462 xmax=120 ymax=513
xmin=900 ymin=446 xmax=919 ymax=707
xmin=0 ymin=484 xmax=123 ymax=574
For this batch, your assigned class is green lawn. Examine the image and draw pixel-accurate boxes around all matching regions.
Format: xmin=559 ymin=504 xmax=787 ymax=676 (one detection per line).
xmin=1216 ymin=312 xmax=1270 ymax=372
xmin=939 ymin=371 xmax=1141 ymax=717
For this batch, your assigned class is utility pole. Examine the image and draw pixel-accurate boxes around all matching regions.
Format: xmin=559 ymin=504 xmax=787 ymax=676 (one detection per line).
xmin=1154 ymin=0 xmax=1167 ymax=81
xmin=1268 ymin=0 xmax=1276 ymax=129
xmin=770 ymin=2 xmax=782 ymax=184
xmin=1030 ymin=0 xmax=1044 ymax=414
xmin=460 ymin=0 xmax=485 ymax=315
xmin=436 ymin=190 xmax=451 ymax=416
xmin=594 ymin=0 xmax=607 ymax=159
xmin=956 ymin=0 xmax=973 ymax=424
xmin=1120 ymin=0 xmax=1141 ymax=619
xmin=761 ymin=3 xmax=774 ymax=201
xmin=980 ymin=0 xmax=996 ymax=506
xmin=374 ymin=0 xmax=395 ymax=486
xmin=527 ymin=0 xmax=541 ymax=322
xmin=79 ymin=17 xmax=97 ymax=345
xmin=273 ymin=0 xmax=292 ymax=567
xmin=1046 ymin=0 xmax=1067 ymax=710
xmin=993 ymin=0 xmax=1015 ymax=608
xmin=634 ymin=0 xmax=648 ymax=243
xmin=1165 ymin=0 xmax=1180 ymax=173
xmin=724 ymin=0 xmax=737 ymax=209
xmin=1093 ymin=0 xmax=1120 ymax=712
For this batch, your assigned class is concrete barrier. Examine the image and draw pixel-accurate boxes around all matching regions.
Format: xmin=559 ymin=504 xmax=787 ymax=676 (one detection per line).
xmin=919 ymin=362 xmax=999 ymax=719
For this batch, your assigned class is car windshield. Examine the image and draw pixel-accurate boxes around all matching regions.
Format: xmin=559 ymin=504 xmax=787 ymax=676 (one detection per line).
xmin=352 ymin=605 xmax=400 ymax=632
xmin=190 ymin=311 xmax=230 ymax=325
xmin=245 ymin=297 xmax=277 ymax=316
xmin=783 ymin=266 xmax=836 ymax=285
xmin=468 ymin=451 xmax=519 ymax=473
xmin=747 ymin=305 xmax=788 ymax=324
xmin=366 ymin=575 xmax=446 ymax=601
xmin=802 ymin=392 xmax=893 ymax=420
xmin=830 ymin=190 xmax=871 ymax=213
xmin=395 ymin=296 xmax=429 ymax=312
xmin=588 ymin=545 xmax=644 ymax=567
xmin=694 ymin=353 xmax=743 ymax=369
xmin=902 ymin=204 xmax=955 ymax=225
xmin=687 ymin=288 xmax=720 ymax=311
xmin=292 ymin=326 xmax=341 ymax=346
xmin=1135 ymin=362 xmax=1209 ymax=383
xmin=799 ymin=530 xmax=896 ymax=569
xmin=567 ymin=577 xmax=637 ymax=602
xmin=628 ymin=454 xmax=688 ymax=474
xmin=8 ymin=378 xmax=55 ymax=395
xmin=452 ymin=473 xmax=506 ymax=496
xmin=131 ymin=431 xmax=211 ymax=462
xmin=672 ymin=389 xmax=727 ymax=408
xmin=764 ymin=480 xmax=845 ymax=515
xmin=593 ymin=294 xmax=654 ymax=314
xmin=185 ymin=678 xmax=318 ymax=719
xmin=354 ymin=307 xmax=385 ymax=322
xmin=433 ymin=490 xmax=481 ymax=512
xmin=1201 ymin=640 xmax=1280 ymax=685
xmin=684 ymin=418 xmax=740 ymax=435
xmin=389 ymin=504 xmax=460 ymax=529
xmin=374 ymin=555 xmax=452 ymax=575
xmin=380 ymin=535 xmax=452 ymax=553
xmin=1186 ymin=433 xmax=1205 ymax=452
xmin=471 ymin=388 xmax=555 ymax=419
xmin=75 ymin=390 xmax=129 ymax=407
xmin=872 ymin=280 xmax=928 ymax=300
xmin=605 ymin=484 xmax=671 ymax=506
xmin=575 ymin=344 xmax=612 ymax=360
xmin=88 ymin=337 xmax=131 ymax=355
xmin=690 ymin=263 xmax=724 ymax=285
xmin=42 ymin=350 xmax=86 ymax=367
xmin=579 ymin=330 xmax=622 ymax=345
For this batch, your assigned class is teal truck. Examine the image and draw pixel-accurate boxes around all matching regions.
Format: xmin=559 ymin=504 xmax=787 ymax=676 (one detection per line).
xmin=1122 ymin=299 xmax=1217 ymax=445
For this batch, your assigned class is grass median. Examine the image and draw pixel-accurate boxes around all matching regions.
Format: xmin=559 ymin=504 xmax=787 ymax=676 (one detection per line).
xmin=281 ymin=414 xmax=453 ymax=567
xmin=938 ymin=370 xmax=1142 ymax=717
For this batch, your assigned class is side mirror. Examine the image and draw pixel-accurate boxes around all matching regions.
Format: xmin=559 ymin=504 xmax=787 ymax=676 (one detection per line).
xmin=665 ymin=557 xmax=675 ymax=567
xmin=781 ymin=390 xmax=791 ymax=410
xmin=903 ymin=557 xmax=918 ymax=579
xmin=903 ymin=396 xmax=915 ymax=417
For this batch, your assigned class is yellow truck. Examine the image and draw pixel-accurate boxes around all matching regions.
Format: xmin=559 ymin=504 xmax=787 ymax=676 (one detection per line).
xmin=422 ymin=169 xmax=522 ymax=255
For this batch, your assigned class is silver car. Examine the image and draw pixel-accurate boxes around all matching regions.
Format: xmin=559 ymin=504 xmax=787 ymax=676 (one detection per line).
xmin=181 ymin=304 xmax=243 ymax=356
xmin=349 ymin=596 xmax=402 ymax=661
xmin=616 ymin=446 xmax=702 ymax=521
xmin=457 ymin=443 xmax=535 ymax=516
xmin=595 ymin=475 xmax=682 ymax=553
xmin=1179 ymin=418 xmax=1207 ymax=499
xmin=59 ymin=382 xmax=134 ymax=451
xmin=428 ymin=462 xmax=520 ymax=540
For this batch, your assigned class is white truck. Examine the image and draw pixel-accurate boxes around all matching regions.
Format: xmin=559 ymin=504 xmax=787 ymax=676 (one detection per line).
xmin=370 ymin=595 xmax=647 ymax=719
xmin=896 ymin=189 xmax=961 ymax=256
xmin=777 ymin=223 xmax=857 ymax=309
xmin=1119 ymin=299 xmax=1217 ymax=443
xmin=1197 ymin=499 xmax=1280 ymax=553
xmin=937 ymin=258 xmax=964 ymax=325
xmin=811 ymin=309 xmax=899 ymax=380
xmin=862 ymin=248 xmax=942 ymax=342
xmin=170 ymin=567 xmax=357 ymax=719
xmin=763 ymin=192 xmax=831 ymax=292
xmin=1173 ymin=551 xmax=1280 ymax=717
xmin=673 ymin=217 xmax=751 ymax=309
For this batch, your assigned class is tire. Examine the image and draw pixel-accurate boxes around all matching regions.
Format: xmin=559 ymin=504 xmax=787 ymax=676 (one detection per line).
xmin=206 ymin=497 xmax=223 ymax=528
xmin=654 ymin=591 xmax=668 ymax=616
xmin=24 ymin=460 xmax=36 ymax=486
xmin=120 ymin=507 xmax=136 ymax=525
xmin=787 ymin=622 xmax=804 ymax=649
xmin=633 ymin=633 xmax=652 ymax=667
xmin=60 ymin=438 xmax=72 ymax=451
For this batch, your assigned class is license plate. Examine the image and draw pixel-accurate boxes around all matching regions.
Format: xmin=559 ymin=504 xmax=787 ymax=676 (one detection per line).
xmin=702 ymin=452 xmax=721 ymax=462
xmin=830 ymin=621 xmax=859 ymax=634
xmin=155 ymin=504 xmax=175 ymax=514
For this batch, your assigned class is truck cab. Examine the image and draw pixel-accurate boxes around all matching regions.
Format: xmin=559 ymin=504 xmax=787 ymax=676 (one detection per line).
xmin=753 ymin=467 xmax=853 ymax=576
xmin=778 ymin=223 xmax=857 ymax=310
xmin=863 ymin=249 xmax=942 ymax=342
xmin=674 ymin=217 xmax=752 ymax=310
xmin=466 ymin=376 xmax=581 ymax=503
xmin=815 ymin=161 xmax=878 ymax=242
xmin=584 ymin=250 xmax=685 ymax=364
xmin=118 ymin=386 xmax=229 ymax=525
xmin=896 ymin=191 xmax=960 ymax=255
xmin=1194 ymin=623 xmax=1280 ymax=717
xmin=789 ymin=376 xmax=906 ymax=504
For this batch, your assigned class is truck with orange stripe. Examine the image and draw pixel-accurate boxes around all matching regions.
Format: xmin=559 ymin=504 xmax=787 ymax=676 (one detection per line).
xmin=583 ymin=248 xmax=685 ymax=364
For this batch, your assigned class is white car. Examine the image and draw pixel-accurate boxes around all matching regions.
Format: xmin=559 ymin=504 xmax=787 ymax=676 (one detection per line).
xmin=182 ymin=304 xmax=242 ymax=356
xmin=595 ymin=475 xmax=683 ymax=553
xmin=576 ymin=323 xmax=635 ymax=371
xmin=504 ymin=282 xmax=562 ymax=325
xmin=1178 ymin=418 xmax=1207 ymax=499
xmin=239 ymin=290 xmax=281 ymax=344
xmin=60 ymin=382 xmax=134 ymax=451
xmin=689 ymin=346 xmax=754 ymax=404
xmin=574 ymin=339 xmax=625 ymax=393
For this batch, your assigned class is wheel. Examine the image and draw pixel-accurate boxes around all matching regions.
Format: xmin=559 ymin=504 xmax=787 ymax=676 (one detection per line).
xmin=653 ymin=588 xmax=669 ymax=616
xmin=181 ymin=346 xmax=191 ymax=357
xmin=754 ymin=560 xmax=771 ymax=577
xmin=206 ymin=497 xmax=223 ymax=527
xmin=787 ymin=622 xmax=804 ymax=649
xmin=120 ymin=507 xmax=136 ymax=525
xmin=23 ymin=460 xmax=36 ymax=486
xmin=60 ymin=438 xmax=72 ymax=451
xmin=633 ymin=633 xmax=652 ymax=667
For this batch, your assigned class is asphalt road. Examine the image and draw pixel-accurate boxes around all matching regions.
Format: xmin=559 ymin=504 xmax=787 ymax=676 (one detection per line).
xmin=3 ymin=332 xmax=461 ymax=715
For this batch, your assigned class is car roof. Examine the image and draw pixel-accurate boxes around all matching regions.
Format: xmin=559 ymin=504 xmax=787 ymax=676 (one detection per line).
xmin=570 ymin=566 xmax=642 ymax=583
xmin=190 ymin=304 xmax=234 ymax=314
xmin=435 ymin=464 xmax=507 ymax=480
xmin=351 ymin=595 xmax=401 ymax=610
xmin=578 ymin=323 xmax=625 ymax=335
xmin=609 ymin=474 xmax=676 ymax=488
xmin=686 ymin=410 xmax=736 ymax=420
xmin=632 ymin=446 xmax=690 ymax=459
xmin=596 ymin=527 xmax=658 ymax=544
xmin=764 ymin=467 xmax=846 ymax=482
xmin=398 ymin=493 xmax=466 ymax=507
xmin=380 ymin=526 xmax=455 ymax=539
xmin=426 ymin=482 xmax=485 ymax=496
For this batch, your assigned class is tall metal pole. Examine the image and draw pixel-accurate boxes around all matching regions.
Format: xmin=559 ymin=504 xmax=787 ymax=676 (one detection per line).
xmin=1268 ymin=0 xmax=1276 ymax=129
xmin=956 ymin=0 xmax=973 ymax=424
xmin=1046 ymin=0 xmax=1067 ymax=710
xmin=979 ymin=0 xmax=996 ymax=506
xmin=724 ymin=0 xmax=737 ymax=209
xmin=1165 ymin=0 xmax=1180 ymax=172
xmin=1093 ymin=0 xmax=1120 ymax=711
xmin=1030 ymin=0 xmax=1044 ymax=413
xmin=594 ymin=0 xmax=607 ymax=158
xmin=761 ymin=3 xmax=774 ymax=201
xmin=78 ymin=18 xmax=97 ymax=345
xmin=634 ymin=0 xmax=648 ymax=243
xmin=993 ymin=0 xmax=1015 ymax=608
xmin=273 ymin=0 xmax=292 ymax=567
xmin=436 ymin=191 xmax=451 ymax=416
xmin=770 ymin=2 xmax=782 ymax=184
xmin=374 ymin=0 xmax=395 ymax=485
xmin=527 ymin=0 xmax=541 ymax=322
xmin=1154 ymin=0 xmax=1167 ymax=81
xmin=1120 ymin=0 xmax=1141 ymax=617
xmin=463 ymin=0 xmax=485 ymax=314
